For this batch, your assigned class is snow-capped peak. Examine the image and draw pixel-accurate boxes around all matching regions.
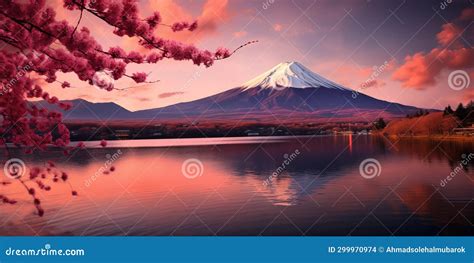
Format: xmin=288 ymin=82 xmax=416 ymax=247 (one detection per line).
xmin=241 ymin=61 xmax=351 ymax=91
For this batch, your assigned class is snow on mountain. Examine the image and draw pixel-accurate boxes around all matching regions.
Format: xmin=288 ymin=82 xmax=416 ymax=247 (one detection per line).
xmin=241 ymin=61 xmax=351 ymax=91
xmin=45 ymin=61 xmax=426 ymax=121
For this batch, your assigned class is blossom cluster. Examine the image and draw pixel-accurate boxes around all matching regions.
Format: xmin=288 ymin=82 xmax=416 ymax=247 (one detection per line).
xmin=0 ymin=0 xmax=237 ymax=216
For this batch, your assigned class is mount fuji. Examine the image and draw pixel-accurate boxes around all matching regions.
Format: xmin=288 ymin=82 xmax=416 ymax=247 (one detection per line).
xmin=132 ymin=61 xmax=421 ymax=121
xmin=241 ymin=61 xmax=352 ymax=90
xmin=48 ymin=61 xmax=423 ymax=122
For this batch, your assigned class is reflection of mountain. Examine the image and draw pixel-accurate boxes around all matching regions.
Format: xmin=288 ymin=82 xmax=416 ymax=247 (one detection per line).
xmin=172 ymin=135 xmax=472 ymax=216
xmin=35 ymin=62 xmax=424 ymax=122
xmin=200 ymin=135 xmax=390 ymax=206
xmin=5 ymin=136 xmax=473 ymax=235
xmin=220 ymin=136 xmax=473 ymax=235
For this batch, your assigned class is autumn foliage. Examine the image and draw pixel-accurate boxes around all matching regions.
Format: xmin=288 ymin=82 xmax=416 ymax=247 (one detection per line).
xmin=383 ymin=112 xmax=459 ymax=136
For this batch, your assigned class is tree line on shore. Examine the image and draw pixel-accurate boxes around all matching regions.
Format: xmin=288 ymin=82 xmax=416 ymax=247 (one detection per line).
xmin=381 ymin=101 xmax=474 ymax=136
xmin=443 ymin=101 xmax=474 ymax=126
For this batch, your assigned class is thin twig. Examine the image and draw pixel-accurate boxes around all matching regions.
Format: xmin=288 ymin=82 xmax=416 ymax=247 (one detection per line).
xmin=70 ymin=1 xmax=84 ymax=41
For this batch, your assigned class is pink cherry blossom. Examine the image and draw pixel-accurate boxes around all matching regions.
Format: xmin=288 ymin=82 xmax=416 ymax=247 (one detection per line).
xmin=0 ymin=0 xmax=256 ymax=216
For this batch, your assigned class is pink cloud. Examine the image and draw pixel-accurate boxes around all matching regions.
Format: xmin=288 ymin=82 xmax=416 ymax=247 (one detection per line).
xmin=392 ymin=48 xmax=474 ymax=89
xmin=273 ymin=24 xmax=283 ymax=32
xmin=158 ymin=92 xmax=185 ymax=99
xmin=460 ymin=7 xmax=474 ymax=21
xmin=233 ymin=31 xmax=247 ymax=38
xmin=198 ymin=0 xmax=230 ymax=34
xmin=121 ymin=0 xmax=231 ymax=48
xmin=392 ymin=11 xmax=474 ymax=90
xmin=436 ymin=23 xmax=462 ymax=46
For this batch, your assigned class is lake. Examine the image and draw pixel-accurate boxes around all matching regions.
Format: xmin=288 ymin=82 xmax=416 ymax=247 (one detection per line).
xmin=1 ymin=135 xmax=473 ymax=236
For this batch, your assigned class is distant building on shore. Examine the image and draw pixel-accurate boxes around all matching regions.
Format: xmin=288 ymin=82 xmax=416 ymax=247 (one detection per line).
xmin=114 ymin=129 xmax=131 ymax=139
xmin=453 ymin=124 xmax=474 ymax=136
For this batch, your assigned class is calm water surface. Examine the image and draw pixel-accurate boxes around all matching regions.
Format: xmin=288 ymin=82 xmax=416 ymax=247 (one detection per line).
xmin=1 ymin=135 xmax=473 ymax=236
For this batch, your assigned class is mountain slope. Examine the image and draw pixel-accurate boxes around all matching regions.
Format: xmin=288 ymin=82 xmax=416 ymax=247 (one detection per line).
xmin=135 ymin=62 xmax=421 ymax=121
xmin=33 ymin=99 xmax=134 ymax=121
xmin=242 ymin=61 xmax=350 ymax=90
xmin=36 ymin=61 xmax=425 ymax=122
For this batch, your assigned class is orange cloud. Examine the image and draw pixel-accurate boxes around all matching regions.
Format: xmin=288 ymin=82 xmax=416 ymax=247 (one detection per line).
xmin=121 ymin=0 xmax=231 ymax=48
xmin=47 ymin=1 xmax=230 ymax=52
xmin=436 ymin=23 xmax=462 ymax=46
xmin=149 ymin=0 xmax=192 ymax=22
xmin=393 ymin=10 xmax=474 ymax=90
xmin=273 ymin=24 xmax=283 ymax=32
xmin=198 ymin=0 xmax=230 ymax=34
xmin=152 ymin=0 xmax=229 ymax=39
xmin=393 ymin=48 xmax=474 ymax=89
xmin=233 ymin=31 xmax=247 ymax=38
xmin=158 ymin=92 xmax=185 ymax=99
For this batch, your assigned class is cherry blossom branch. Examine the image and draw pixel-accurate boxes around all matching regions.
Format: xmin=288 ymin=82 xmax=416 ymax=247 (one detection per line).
xmin=0 ymin=0 xmax=257 ymax=216
xmin=70 ymin=0 xmax=84 ymax=40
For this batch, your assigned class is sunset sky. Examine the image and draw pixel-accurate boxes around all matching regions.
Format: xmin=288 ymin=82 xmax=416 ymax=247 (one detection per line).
xmin=46 ymin=0 xmax=474 ymax=111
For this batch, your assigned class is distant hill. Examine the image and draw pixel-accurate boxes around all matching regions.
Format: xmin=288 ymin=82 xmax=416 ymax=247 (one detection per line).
xmin=33 ymin=99 xmax=134 ymax=121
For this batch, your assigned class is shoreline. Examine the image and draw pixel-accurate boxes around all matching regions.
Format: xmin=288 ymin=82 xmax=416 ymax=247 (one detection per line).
xmin=2 ymin=134 xmax=473 ymax=150
xmin=384 ymin=134 xmax=474 ymax=142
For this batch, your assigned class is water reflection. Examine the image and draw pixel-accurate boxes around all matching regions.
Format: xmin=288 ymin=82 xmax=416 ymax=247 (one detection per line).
xmin=0 ymin=135 xmax=472 ymax=236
